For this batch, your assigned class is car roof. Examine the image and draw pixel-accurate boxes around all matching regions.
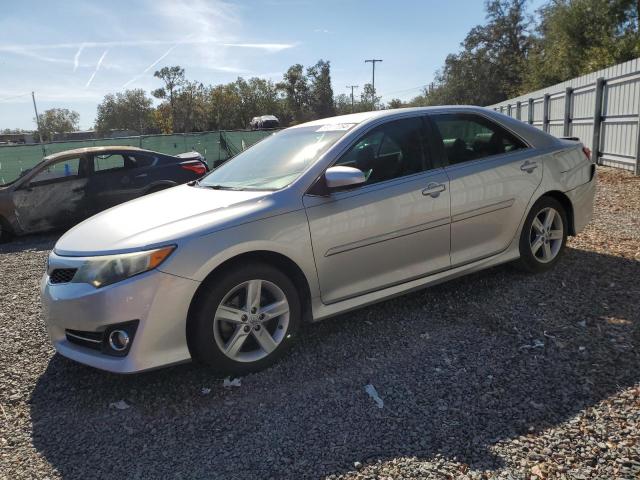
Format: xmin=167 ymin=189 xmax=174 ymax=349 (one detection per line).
xmin=289 ymin=106 xmax=492 ymax=129
xmin=43 ymin=145 xmax=151 ymax=161
xmin=289 ymin=105 xmax=560 ymax=149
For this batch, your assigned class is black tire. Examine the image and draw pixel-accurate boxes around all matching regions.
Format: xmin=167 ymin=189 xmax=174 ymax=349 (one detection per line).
xmin=187 ymin=262 xmax=301 ymax=375
xmin=518 ymin=196 xmax=568 ymax=273
xmin=0 ymin=218 xmax=12 ymax=244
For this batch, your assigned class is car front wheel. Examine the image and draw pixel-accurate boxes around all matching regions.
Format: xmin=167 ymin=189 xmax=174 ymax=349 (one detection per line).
xmin=187 ymin=262 xmax=301 ymax=375
xmin=518 ymin=196 xmax=568 ymax=273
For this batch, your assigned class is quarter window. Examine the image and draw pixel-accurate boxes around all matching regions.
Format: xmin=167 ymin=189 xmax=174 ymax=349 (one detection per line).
xmin=336 ymin=117 xmax=427 ymax=185
xmin=431 ymin=114 xmax=527 ymax=165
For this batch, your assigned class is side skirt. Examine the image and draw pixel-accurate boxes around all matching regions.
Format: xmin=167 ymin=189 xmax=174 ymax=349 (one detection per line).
xmin=310 ymin=247 xmax=520 ymax=322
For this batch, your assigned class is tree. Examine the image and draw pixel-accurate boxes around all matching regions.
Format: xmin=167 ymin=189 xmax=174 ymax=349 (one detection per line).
xmin=387 ymin=98 xmax=405 ymax=109
xmin=524 ymin=0 xmax=640 ymax=90
xmin=307 ymin=60 xmax=335 ymax=118
xmin=173 ymin=80 xmax=206 ymax=133
xmin=420 ymin=0 xmax=531 ymax=106
xmin=277 ymin=64 xmax=310 ymax=124
xmin=95 ymin=89 xmax=155 ymax=136
xmin=35 ymin=108 xmax=79 ymax=141
xmin=152 ymin=66 xmax=186 ymax=132
xmin=334 ymin=93 xmax=353 ymax=115
xmin=360 ymin=83 xmax=380 ymax=111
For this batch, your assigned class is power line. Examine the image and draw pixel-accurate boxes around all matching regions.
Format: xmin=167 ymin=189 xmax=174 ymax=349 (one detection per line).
xmin=378 ymin=84 xmax=429 ymax=99
xmin=346 ymin=85 xmax=359 ymax=112
xmin=364 ymin=59 xmax=382 ymax=109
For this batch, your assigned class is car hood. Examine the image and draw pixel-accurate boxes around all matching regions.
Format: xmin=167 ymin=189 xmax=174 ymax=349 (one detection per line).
xmin=54 ymin=184 xmax=279 ymax=256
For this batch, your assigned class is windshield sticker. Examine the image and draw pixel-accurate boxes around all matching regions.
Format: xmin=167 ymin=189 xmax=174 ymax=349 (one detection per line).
xmin=316 ymin=123 xmax=356 ymax=132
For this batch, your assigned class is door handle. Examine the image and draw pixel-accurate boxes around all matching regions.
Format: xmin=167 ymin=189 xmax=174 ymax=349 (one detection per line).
xmin=520 ymin=160 xmax=538 ymax=173
xmin=71 ymin=187 xmax=84 ymax=193
xmin=134 ymin=173 xmax=148 ymax=179
xmin=422 ymin=182 xmax=446 ymax=198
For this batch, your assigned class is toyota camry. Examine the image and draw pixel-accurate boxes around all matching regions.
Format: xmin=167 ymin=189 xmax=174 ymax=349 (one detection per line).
xmin=41 ymin=107 xmax=596 ymax=374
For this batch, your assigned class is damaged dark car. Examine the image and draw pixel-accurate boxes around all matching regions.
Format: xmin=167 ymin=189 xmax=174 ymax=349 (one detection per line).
xmin=0 ymin=146 xmax=208 ymax=241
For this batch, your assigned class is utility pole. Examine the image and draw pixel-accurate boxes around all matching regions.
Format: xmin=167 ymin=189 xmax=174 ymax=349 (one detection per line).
xmin=364 ymin=59 xmax=382 ymax=109
xmin=31 ymin=91 xmax=46 ymax=156
xmin=346 ymin=85 xmax=359 ymax=112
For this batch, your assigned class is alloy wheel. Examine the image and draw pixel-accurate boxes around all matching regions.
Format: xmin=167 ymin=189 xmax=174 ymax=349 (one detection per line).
xmin=529 ymin=207 xmax=564 ymax=263
xmin=213 ymin=279 xmax=290 ymax=362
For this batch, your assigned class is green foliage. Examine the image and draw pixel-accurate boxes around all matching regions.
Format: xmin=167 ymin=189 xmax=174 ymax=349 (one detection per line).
xmin=307 ymin=60 xmax=335 ymax=118
xmin=95 ymin=89 xmax=155 ymax=136
xmin=414 ymin=0 xmax=640 ymax=106
xmin=35 ymin=108 xmax=79 ymax=141
xmin=415 ymin=0 xmax=531 ymax=107
xmin=523 ymin=0 xmax=640 ymax=90
xmin=277 ymin=64 xmax=310 ymax=124
xmin=360 ymin=83 xmax=381 ymax=111
xmin=152 ymin=66 xmax=186 ymax=132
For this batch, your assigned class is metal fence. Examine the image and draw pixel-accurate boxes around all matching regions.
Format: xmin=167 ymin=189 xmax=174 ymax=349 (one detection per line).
xmin=0 ymin=129 xmax=276 ymax=185
xmin=488 ymin=57 xmax=640 ymax=175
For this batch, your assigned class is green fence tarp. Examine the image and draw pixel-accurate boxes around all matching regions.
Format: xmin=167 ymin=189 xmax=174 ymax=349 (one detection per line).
xmin=0 ymin=130 xmax=276 ymax=185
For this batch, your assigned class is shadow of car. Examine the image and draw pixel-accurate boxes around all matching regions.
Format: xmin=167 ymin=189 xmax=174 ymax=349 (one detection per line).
xmin=28 ymin=247 xmax=640 ymax=478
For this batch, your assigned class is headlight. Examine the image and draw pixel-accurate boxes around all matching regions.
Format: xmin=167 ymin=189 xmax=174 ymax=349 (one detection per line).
xmin=73 ymin=246 xmax=175 ymax=288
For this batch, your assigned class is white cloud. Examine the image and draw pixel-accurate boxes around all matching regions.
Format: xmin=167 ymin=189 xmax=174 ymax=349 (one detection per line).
xmin=0 ymin=38 xmax=295 ymax=52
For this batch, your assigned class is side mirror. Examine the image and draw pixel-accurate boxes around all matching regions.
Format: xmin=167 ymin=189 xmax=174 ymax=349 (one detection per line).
xmin=325 ymin=166 xmax=366 ymax=190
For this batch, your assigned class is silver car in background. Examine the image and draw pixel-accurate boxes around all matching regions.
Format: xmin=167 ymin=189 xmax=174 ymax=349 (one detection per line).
xmin=41 ymin=106 xmax=596 ymax=374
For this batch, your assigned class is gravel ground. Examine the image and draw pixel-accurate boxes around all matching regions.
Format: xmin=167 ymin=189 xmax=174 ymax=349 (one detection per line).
xmin=1 ymin=166 xmax=639 ymax=480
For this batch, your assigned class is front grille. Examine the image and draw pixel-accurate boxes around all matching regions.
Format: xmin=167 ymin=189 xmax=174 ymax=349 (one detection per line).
xmin=50 ymin=268 xmax=77 ymax=284
xmin=65 ymin=329 xmax=103 ymax=351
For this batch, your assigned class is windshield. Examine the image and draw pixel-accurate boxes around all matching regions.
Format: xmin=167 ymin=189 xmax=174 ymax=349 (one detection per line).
xmin=198 ymin=125 xmax=353 ymax=190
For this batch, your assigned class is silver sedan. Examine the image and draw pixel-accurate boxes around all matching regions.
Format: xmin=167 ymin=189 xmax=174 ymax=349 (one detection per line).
xmin=41 ymin=107 xmax=596 ymax=374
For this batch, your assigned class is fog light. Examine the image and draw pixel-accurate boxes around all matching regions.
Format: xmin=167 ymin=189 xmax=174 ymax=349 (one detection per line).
xmin=108 ymin=329 xmax=130 ymax=352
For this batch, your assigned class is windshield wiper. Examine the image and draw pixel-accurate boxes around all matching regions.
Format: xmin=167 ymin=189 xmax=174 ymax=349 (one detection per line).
xmin=199 ymin=184 xmax=245 ymax=191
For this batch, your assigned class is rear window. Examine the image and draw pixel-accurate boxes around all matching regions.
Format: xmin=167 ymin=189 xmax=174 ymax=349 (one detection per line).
xmin=94 ymin=153 xmax=158 ymax=172
xmin=431 ymin=114 xmax=527 ymax=165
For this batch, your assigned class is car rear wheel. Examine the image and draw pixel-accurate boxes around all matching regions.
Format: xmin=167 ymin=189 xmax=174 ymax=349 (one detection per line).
xmin=187 ymin=262 xmax=301 ymax=375
xmin=518 ymin=196 xmax=568 ymax=273
xmin=0 ymin=218 xmax=12 ymax=243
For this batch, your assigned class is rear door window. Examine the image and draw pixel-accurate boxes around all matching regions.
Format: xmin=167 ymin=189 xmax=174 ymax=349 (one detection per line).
xmin=430 ymin=114 xmax=527 ymax=165
xmin=94 ymin=154 xmax=126 ymax=173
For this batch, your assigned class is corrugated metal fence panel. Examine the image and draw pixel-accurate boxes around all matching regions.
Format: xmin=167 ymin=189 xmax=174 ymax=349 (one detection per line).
xmin=532 ymin=99 xmax=544 ymax=129
xmin=549 ymin=94 xmax=565 ymax=122
xmin=488 ymin=57 xmax=640 ymax=173
xmin=572 ymin=87 xmax=596 ymax=120
xmin=520 ymin=102 xmax=529 ymax=122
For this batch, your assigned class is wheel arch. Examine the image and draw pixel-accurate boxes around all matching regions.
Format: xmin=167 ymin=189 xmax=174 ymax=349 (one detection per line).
xmin=538 ymin=190 xmax=576 ymax=236
xmin=187 ymin=250 xmax=313 ymax=326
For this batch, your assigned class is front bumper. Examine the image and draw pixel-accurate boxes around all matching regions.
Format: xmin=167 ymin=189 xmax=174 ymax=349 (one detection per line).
xmin=41 ymin=256 xmax=200 ymax=373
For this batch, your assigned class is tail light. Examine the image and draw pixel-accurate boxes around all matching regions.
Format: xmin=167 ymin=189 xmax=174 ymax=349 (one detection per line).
xmin=180 ymin=160 xmax=207 ymax=176
xmin=582 ymin=146 xmax=592 ymax=161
